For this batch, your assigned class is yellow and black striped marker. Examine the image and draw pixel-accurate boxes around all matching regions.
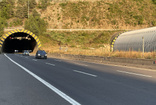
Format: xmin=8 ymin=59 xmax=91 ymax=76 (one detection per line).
xmin=110 ymin=31 xmax=128 ymax=51
xmin=0 ymin=29 xmax=41 ymax=48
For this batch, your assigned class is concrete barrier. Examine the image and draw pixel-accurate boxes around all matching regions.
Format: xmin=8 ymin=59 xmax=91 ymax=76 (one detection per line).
xmin=48 ymin=53 xmax=156 ymax=69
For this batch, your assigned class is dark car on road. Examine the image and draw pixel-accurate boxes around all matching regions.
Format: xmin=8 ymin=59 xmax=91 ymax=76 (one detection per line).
xmin=23 ymin=50 xmax=29 ymax=56
xmin=35 ymin=50 xmax=47 ymax=59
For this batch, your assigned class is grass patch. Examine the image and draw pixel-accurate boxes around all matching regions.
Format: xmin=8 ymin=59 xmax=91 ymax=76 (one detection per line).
xmin=55 ymin=0 xmax=156 ymax=29
xmin=46 ymin=31 xmax=118 ymax=48
xmin=40 ymin=30 xmax=156 ymax=60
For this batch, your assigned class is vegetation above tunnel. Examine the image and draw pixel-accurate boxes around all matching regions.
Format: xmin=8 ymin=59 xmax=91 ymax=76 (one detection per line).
xmin=0 ymin=0 xmax=49 ymax=37
xmin=0 ymin=0 xmax=156 ymax=59
xmin=44 ymin=0 xmax=156 ymax=29
xmin=0 ymin=0 xmax=156 ymax=32
xmin=24 ymin=12 xmax=48 ymax=36
xmin=47 ymin=31 xmax=118 ymax=48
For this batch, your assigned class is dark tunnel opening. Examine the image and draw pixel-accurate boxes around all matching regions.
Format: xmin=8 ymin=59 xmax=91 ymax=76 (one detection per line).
xmin=2 ymin=32 xmax=37 ymax=53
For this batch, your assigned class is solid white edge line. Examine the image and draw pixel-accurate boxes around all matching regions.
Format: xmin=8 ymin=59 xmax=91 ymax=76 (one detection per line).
xmin=117 ymin=70 xmax=152 ymax=78
xmin=4 ymin=54 xmax=81 ymax=105
xmin=73 ymin=70 xmax=97 ymax=77
xmin=46 ymin=62 xmax=55 ymax=66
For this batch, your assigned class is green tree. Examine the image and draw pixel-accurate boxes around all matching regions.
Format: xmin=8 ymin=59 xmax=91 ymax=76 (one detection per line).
xmin=24 ymin=15 xmax=47 ymax=36
xmin=29 ymin=0 xmax=37 ymax=10
xmin=133 ymin=15 xmax=144 ymax=25
xmin=23 ymin=5 xmax=28 ymax=18
xmin=38 ymin=0 xmax=50 ymax=10
xmin=32 ymin=9 xmax=40 ymax=18
xmin=15 ymin=6 xmax=28 ymax=19
xmin=17 ymin=0 xmax=26 ymax=5
xmin=152 ymin=0 xmax=156 ymax=4
xmin=7 ymin=0 xmax=15 ymax=5
xmin=0 ymin=17 xmax=7 ymax=37
xmin=17 ymin=0 xmax=37 ymax=10
xmin=15 ymin=6 xmax=24 ymax=19
xmin=9 ymin=18 xmax=23 ymax=27
xmin=0 ymin=1 xmax=14 ymax=19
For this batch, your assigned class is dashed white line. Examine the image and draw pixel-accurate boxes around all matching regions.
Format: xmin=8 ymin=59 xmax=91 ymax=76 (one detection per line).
xmin=73 ymin=70 xmax=97 ymax=77
xmin=4 ymin=54 xmax=81 ymax=105
xmin=73 ymin=63 xmax=88 ymax=67
xmin=54 ymin=59 xmax=62 ymax=62
xmin=32 ymin=59 xmax=37 ymax=61
xmin=46 ymin=63 xmax=55 ymax=66
xmin=117 ymin=70 xmax=152 ymax=78
xmin=79 ymin=60 xmax=156 ymax=72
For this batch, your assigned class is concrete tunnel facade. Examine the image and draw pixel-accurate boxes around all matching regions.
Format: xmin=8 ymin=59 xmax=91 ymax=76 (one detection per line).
xmin=0 ymin=29 xmax=41 ymax=53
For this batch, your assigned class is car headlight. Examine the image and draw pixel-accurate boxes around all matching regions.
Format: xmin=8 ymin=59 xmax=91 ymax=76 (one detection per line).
xmin=38 ymin=54 xmax=40 ymax=56
xmin=45 ymin=54 xmax=47 ymax=56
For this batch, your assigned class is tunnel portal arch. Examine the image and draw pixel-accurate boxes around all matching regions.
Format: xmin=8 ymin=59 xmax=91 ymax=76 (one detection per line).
xmin=0 ymin=29 xmax=41 ymax=53
xmin=110 ymin=31 xmax=128 ymax=52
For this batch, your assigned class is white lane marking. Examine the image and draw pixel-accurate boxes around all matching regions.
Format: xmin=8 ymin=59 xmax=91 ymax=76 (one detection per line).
xmin=73 ymin=63 xmax=88 ymax=67
xmin=54 ymin=59 xmax=62 ymax=62
xmin=32 ymin=59 xmax=37 ymax=61
xmin=4 ymin=54 xmax=81 ymax=105
xmin=46 ymin=63 xmax=55 ymax=66
xmin=80 ymin=60 xmax=156 ymax=72
xmin=117 ymin=70 xmax=152 ymax=78
xmin=73 ymin=70 xmax=97 ymax=77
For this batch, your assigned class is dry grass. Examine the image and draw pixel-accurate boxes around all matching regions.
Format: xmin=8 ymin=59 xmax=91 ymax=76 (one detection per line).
xmin=50 ymin=0 xmax=117 ymax=2
xmin=39 ymin=0 xmax=156 ymax=30
xmin=39 ymin=31 xmax=156 ymax=60
xmin=110 ymin=51 xmax=156 ymax=59
xmin=41 ymin=44 xmax=156 ymax=59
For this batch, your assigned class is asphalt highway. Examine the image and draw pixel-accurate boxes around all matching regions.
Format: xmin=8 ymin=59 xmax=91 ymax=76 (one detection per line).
xmin=1 ymin=53 xmax=156 ymax=105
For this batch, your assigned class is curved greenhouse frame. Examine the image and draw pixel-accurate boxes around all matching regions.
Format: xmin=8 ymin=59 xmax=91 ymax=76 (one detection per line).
xmin=113 ymin=27 xmax=156 ymax=52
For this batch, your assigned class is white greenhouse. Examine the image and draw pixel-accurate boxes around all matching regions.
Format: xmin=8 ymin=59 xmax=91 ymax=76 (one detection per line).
xmin=112 ymin=27 xmax=156 ymax=52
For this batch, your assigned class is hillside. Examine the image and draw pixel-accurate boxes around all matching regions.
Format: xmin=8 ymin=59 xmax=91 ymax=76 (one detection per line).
xmin=37 ymin=0 xmax=156 ymax=55
xmin=41 ymin=0 xmax=156 ymax=30
xmin=1 ymin=0 xmax=156 ymax=58
xmin=2 ymin=0 xmax=156 ymax=30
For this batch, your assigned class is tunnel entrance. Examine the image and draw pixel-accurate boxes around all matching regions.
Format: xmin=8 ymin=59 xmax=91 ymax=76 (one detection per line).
xmin=2 ymin=32 xmax=36 ymax=53
xmin=0 ymin=29 xmax=41 ymax=53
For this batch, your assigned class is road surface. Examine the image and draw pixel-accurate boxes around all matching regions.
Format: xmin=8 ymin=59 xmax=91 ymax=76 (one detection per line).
xmin=1 ymin=53 xmax=156 ymax=105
